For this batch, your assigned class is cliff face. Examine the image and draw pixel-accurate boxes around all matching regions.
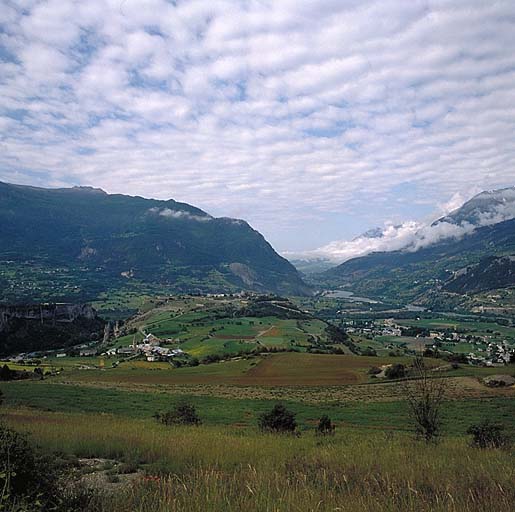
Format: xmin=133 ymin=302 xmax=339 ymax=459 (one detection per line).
xmin=0 ymin=303 xmax=104 ymax=356
xmin=0 ymin=304 xmax=97 ymax=332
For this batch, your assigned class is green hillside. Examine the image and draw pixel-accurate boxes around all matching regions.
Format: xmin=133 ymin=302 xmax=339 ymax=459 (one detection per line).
xmin=0 ymin=182 xmax=310 ymax=301
xmin=316 ymin=219 xmax=515 ymax=307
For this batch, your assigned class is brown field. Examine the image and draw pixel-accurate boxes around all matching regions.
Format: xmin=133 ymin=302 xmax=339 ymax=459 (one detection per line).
xmin=55 ymin=373 xmax=515 ymax=405
xmin=259 ymin=326 xmax=282 ymax=337
xmin=245 ymin=353 xmax=379 ymax=385
xmin=60 ymin=353 xmax=410 ymax=387
xmin=48 ymin=353 xmax=515 ymax=406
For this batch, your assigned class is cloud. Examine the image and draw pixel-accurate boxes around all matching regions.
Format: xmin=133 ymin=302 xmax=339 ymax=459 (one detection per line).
xmin=0 ymin=0 xmax=515 ymax=250
xmin=294 ymin=191 xmax=515 ymax=262
xmin=148 ymin=207 xmax=212 ymax=222
xmin=438 ymin=191 xmax=470 ymax=215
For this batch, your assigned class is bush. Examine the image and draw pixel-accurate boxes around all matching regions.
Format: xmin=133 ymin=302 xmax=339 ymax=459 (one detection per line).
xmin=316 ymin=415 xmax=335 ymax=436
xmin=0 ymin=424 xmax=61 ymax=509
xmin=0 ymin=364 xmax=13 ymax=381
xmin=385 ymin=363 xmax=406 ymax=379
xmin=258 ymin=404 xmax=297 ymax=434
xmin=200 ymin=354 xmax=222 ymax=364
xmin=467 ymin=420 xmax=509 ymax=449
xmin=156 ymin=402 xmax=201 ymax=426
xmin=368 ymin=366 xmax=382 ymax=375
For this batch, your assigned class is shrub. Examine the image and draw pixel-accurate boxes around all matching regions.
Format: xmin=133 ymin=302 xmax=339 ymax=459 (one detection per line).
xmin=200 ymin=354 xmax=222 ymax=364
xmin=467 ymin=420 xmax=509 ymax=449
xmin=258 ymin=404 xmax=297 ymax=434
xmin=368 ymin=366 xmax=382 ymax=375
xmin=0 ymin=364 xmax=13 ymax=381
xmin=156 ymin=402 xmax=201 ymax=426
xmin=0 ymin=425 xmax=60 ymax=509
xmin=316 ymin=415 xmax=335 ymax=436
xmin=385 ymin=363 xmax=406 ymax=379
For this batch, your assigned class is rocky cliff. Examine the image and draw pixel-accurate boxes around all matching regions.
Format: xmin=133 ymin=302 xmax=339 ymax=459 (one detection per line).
xmin=0 ymin=304 xmax=97 ymax=332
xmin=0 ymin=303 xmax=105 ymax=356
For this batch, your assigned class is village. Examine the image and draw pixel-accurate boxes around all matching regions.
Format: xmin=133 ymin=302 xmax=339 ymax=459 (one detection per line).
xmin=109 ymin=333 xmax=185 ymax=362
xmin=342 ymin=318 xmax=515 ymax=367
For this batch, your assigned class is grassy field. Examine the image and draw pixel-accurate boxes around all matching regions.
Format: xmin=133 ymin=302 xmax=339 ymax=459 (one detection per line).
xmin=3 ymin=407 xmax=515 ymax=512
xmin=2 ymin=350 xmax=515 ymax=511
xmin=17 ymin=353 xmax=426 ymax=386
xmin=3 ymin=289 xmax=515 ymax=512
xmin=2 ymin=366 xmax=515 ymax=434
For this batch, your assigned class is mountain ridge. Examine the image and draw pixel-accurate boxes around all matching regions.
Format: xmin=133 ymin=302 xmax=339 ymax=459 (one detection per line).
xmin=0 ymin=181 xmax=311 ymax=302
xmin=316 ymin=186 xmax=515 ymax=305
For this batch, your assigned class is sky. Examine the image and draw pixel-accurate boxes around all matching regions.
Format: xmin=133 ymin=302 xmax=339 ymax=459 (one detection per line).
xmin=1 ymin=0 xmax=515 ymax=256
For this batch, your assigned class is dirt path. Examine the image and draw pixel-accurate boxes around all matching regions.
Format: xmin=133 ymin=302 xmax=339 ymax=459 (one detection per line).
xmin=256 ymin=325 xmax=276 ymax=338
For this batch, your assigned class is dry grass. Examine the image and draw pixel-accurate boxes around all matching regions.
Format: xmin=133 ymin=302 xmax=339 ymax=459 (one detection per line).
xmin=55 ymin=373 xmax=515 ymax=405
xmin=4 ymin=408 xmax=514 ymax=512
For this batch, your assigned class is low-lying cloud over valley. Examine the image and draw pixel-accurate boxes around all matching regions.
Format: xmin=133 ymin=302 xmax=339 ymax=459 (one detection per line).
xmin=292 ymin=189 xmax=515 ymax=262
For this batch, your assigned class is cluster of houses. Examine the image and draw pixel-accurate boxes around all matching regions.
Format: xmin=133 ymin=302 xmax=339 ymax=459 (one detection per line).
xmin=7 ymin=340 xmax=100 ymax=362
xmin=109 ymin=333 xmax=185 ymax=362
xmin=6 ymin=332 xmax=186 ymax=365
xmin=343 ymin=319 xmax=403 ymax=337
xmin=467 ymin=341 xmax=514 ymax=366
xmin=343 ymin=318 xmax=515 ymax=366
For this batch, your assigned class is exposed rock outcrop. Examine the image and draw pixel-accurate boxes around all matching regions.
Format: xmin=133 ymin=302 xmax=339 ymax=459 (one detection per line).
xmin=0 ymin=303 xmax=104 ymax=356
xmin=0 ymin=303 xmax=96 ymax=332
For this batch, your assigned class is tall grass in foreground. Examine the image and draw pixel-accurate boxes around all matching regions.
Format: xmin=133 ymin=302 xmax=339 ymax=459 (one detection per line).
xmin=5 ymin=408 xmax=515 ymax=512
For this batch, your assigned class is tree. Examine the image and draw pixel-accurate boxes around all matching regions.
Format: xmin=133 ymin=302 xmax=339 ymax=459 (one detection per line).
xmin=258 ymin=404 xmax=297 ymax=433
xmin=385 ymin=363 xmax=405 ymax=379
xmin=402 ymin=358 xmax=446 ymax=443
xmin=316 ymin=415 xmax=335 ymax=436
xmin=156 ymin=402 xmax=201 ymax=426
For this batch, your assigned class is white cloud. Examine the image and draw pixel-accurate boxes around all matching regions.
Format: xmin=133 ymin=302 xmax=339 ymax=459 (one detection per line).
xmin=148 ymin=207 xmax=212 ymax=222
xmin=1 ymin=0 xmax=515 ymax=250
xmin=295 ymin=191 xmax=515 ymax=262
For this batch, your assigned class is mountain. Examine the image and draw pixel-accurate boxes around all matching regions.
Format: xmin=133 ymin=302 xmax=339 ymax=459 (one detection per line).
xmin=317 ymin=187 xmax=515 ymax=305
xmin=290 ymin=258 xmax=337 ymax=275
xmin=444 ymin=255 xmax=515 ymax=294
xmin=355 ymin=227 xmax=389 ymax=240
xmin=436 ymin=187 xmax=515 ymax=226
xmin=0 ymin=182 xmax=310 ymax=302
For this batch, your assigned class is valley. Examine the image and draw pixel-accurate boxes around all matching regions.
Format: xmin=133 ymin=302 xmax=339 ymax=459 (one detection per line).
xmin=3 ymin=2 xmax=515 ymax=509
xmin=2 ymin=298 xmax=514 ymax=510
xmin=1 ymin=185 xmax=515 ymax=512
